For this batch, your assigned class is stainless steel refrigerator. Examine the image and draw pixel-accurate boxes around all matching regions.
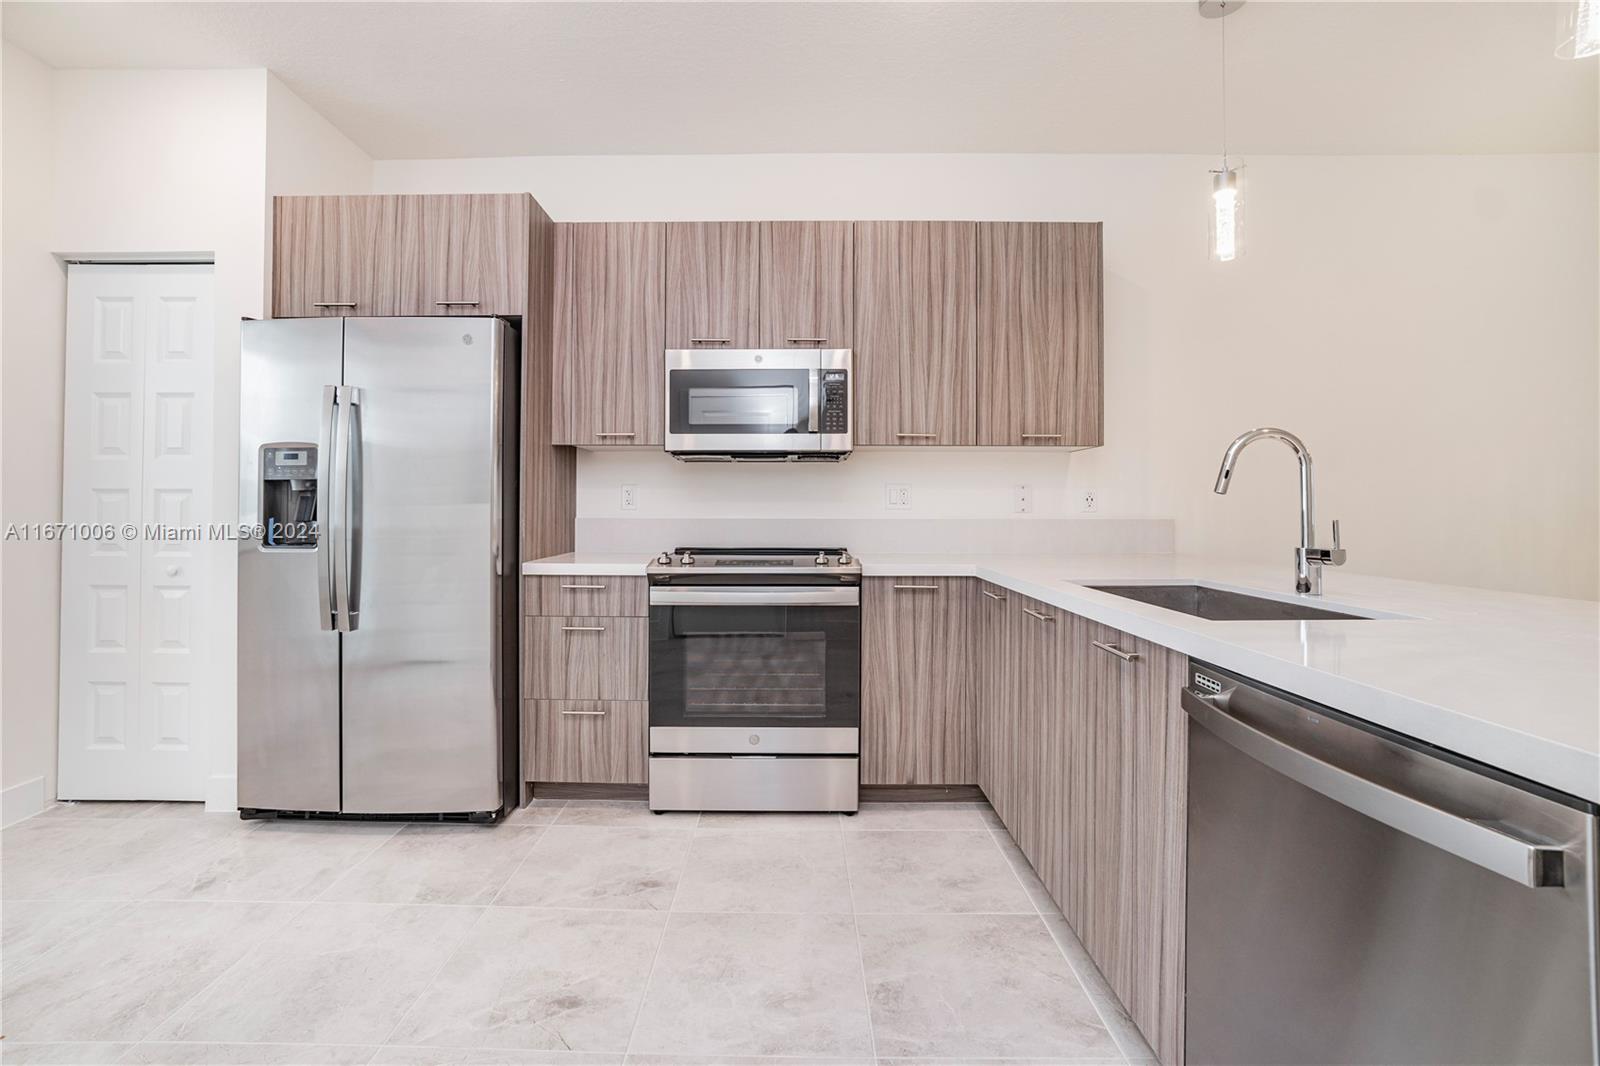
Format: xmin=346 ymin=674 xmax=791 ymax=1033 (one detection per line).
xmin=238 ymin=317 xmax=519 ymax=820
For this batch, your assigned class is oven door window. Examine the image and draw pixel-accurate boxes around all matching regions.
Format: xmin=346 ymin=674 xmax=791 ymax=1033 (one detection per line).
xmin=668 ymin=369 xmax=812 ymax=436
xmin=650 ymin=603 xmax=860 ymax=729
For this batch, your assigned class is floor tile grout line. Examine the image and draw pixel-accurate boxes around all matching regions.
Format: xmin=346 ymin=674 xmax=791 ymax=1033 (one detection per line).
xmin=375 ymin=902 xmax=493 ymax=1050
xmin=481 ymin=823 xmax=551 ymax=908
xmin=619 ymin=825 xmax=692 ymax=1058
xmin=840 ymin=822 xmax=882 ymax=1064
xmin=980 ymin=821 xmax=1133 ymax=1066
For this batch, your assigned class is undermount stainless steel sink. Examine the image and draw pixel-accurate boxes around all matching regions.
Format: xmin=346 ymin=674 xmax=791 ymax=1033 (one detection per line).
xmin=1085 ymin=583 xmax=1373 ymax=621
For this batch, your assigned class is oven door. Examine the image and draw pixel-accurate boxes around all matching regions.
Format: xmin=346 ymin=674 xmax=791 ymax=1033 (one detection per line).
xmin=664 ymin=350 xmax=820 ymax=453
xmin=649 ymin=585 xmax=860 ymax=751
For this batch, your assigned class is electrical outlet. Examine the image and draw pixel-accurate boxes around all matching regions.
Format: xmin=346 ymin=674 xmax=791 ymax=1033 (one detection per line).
xmin=1081 ymin=489 xmax=1098 ymax=513
xmin=885 ymin=483 xmax=912 ymax=510
xmin=1013 ymin=484 xmax=1032 ymax=513
xmin=620 ymin=484 xmax=638 ymax=511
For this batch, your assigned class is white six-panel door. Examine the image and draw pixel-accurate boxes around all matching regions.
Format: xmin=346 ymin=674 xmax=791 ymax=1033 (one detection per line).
xmin=58 ymin=264 xmax=215 ymax=800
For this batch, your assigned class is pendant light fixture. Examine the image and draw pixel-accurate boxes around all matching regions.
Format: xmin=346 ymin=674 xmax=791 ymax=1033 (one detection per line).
xmin=1556 ymin=0 xmax=1599 ymax=58
xmin=1201 ymin=0 xmax=1243 ymax=262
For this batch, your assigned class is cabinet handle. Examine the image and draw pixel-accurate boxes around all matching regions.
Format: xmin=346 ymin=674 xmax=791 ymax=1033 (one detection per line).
xmin=1022 ymin=607 xmax=1056 ymax=623
xmin=560 ymin=625 xmax=606 ymax=633
xmin=893 ymin=584 xmax=939 ymax=591
xmin=981 ymin=589 xmax=1007 ymax=601
xmin=785 ymin=337 xmax=828 ymax=344
xmin=1020 ymin=434 xmax=1064 ymax=441
xmin=895 ymin=432 xmax=937 ymax=439
xmin=435 ymin=299 xmax=480 ymax=307
xmin=1092 ymin=639 xmax=1140 ymax=662
xmin=560 ymin=583 xmax=607 ymax=590
xmin=689 ymin=337 xmax=731 ymax=344
xmin=313 ymin=302 xmax=357 ymax=309
xmin=560 ymin=709 xmax=608 ymax=717
xmin=594 ymin=432 xmax=636 ymax=439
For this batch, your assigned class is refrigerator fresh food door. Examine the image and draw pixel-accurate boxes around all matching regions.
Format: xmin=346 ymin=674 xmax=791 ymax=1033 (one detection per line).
xmin=339 ymin=317 xmax=508 ymax=815
xmin=238 ymin=317 xmax=344 ymax=813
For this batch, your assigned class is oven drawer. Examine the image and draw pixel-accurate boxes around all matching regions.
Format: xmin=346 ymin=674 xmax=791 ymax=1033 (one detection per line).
xmin=649 ymin=756 xmax=859 ymax=812
xmin=525 ymin=700 xmax=648 ymax=784
xmin=524 ymin=575 xmax=646 ymax=618
xmin=524 ymin=617 xmax=648 ymax=701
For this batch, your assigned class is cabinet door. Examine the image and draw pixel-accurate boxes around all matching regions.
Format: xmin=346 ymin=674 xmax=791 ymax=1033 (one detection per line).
xmin=552 ymin=222 xmax=666 ymax=446
xmin=861 ymin=577 xmax=975 ymax=785
xmin=759 ymin=221 xmax=853 ymax=348
xmin=419 ymin=194 xmax=528 ymax=316
xmin=977 ymin=222 xmax=1103 ymax=446
xmin=665 ymin=222 xmax=759 ymax=348
xmin=974 ymin=582 xmax=1012 ymax=806
xmin=272 ymin=196 xmax=396 ymax=318
xmin=853 ymin=222 xmax=977 ymax=446
xmin=1070 ymin=618 xmax=1127 ymax=990
xmin=525 ymin=700 xmax=648 ymax=784
xmin=1010 ymin=595 xmax=1064 ymax=865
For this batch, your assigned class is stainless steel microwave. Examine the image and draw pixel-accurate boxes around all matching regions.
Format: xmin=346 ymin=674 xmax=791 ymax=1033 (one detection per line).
xmin=663 ymin=349 xmax=851 ymax=461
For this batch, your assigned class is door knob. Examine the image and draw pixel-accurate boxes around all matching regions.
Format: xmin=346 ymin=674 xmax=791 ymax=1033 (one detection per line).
xmin=165 ymin=565 xmax=181 ymax=577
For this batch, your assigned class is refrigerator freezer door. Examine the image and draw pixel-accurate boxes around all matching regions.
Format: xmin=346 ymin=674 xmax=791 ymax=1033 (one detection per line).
xmin=238 ymin=318 xmax=344 ymax=813
xmin=339 ymin=318 xmax=506 ymax=814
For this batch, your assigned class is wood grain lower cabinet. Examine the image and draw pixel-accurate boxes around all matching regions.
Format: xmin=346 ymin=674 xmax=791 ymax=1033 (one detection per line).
xmin=974 ymin=583 xmax=1013 ymax=806
xmin=977 ymin=222 xmax=1103 ymax=447
xmin=861 ymin=577 xmax=975 ymax=785
xmin=523 ymin=617 xmax=647 ymax=701
xmin=525 ymin=700 xmax=648 ymax=784
xmin=665 ymin=222 xmax=760 ymax=348
xmin=552 ymin=222 xmax=666 ymax=447
xmin=523 ymin=575 xmax=646 ymax=618
xmin=853 ymin=221 xmax=977 ymax=446
xmin=759 ymin=221 xmax=853 ymax=348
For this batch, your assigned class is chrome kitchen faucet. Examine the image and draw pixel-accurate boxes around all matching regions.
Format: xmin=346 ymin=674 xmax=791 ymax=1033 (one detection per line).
xmin=1213 ymin=427 xmax=1347 ymax=596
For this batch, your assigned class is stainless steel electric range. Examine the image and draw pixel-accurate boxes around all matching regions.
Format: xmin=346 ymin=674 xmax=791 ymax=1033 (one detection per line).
xmin=647 ymin=547 xmax=861 ymax=813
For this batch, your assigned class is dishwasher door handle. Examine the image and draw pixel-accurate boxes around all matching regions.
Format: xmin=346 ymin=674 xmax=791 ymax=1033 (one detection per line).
xmin=1181 ymin=688 xmax=1566 ymax=888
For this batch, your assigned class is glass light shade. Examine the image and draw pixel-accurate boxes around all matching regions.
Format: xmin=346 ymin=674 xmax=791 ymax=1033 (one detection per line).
xmin=1209 ymin=167 xmax=1243 ymax=262
xmin=1556 ymin=0 xmax=1599 ymax=58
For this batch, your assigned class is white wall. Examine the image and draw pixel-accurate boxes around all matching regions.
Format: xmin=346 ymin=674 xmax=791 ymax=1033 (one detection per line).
xmin=1 ymin=42 xmax=67 ymax=823
xmin=374 ymin=152 xmax=1599 ymax=599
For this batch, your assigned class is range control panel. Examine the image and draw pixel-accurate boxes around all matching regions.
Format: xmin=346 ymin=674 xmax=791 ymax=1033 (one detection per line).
xmin=819 ymin=370 xmax=849 ymax=434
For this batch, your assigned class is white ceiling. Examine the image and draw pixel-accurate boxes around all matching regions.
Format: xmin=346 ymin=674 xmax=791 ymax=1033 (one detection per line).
xmin=3 ymin=2 xmax=1595 ymax=159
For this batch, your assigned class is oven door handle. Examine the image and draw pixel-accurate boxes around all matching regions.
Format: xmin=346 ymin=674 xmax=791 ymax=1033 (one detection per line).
xmin=649 ymin=587 xmax=860 ymax=607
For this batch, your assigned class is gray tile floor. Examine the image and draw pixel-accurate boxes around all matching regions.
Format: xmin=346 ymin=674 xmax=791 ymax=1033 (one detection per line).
xmin=2 ymin=800 xmax=1157 ymax=1066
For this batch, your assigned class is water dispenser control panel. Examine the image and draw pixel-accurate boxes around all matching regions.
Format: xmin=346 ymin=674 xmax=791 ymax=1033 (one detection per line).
xmin=259 ymin=442 xmax=318 ymax=549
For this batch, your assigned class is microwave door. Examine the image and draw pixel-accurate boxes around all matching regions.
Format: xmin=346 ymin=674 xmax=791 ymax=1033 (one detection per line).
xmin=665 ymin=363 xmax=818 ymax=453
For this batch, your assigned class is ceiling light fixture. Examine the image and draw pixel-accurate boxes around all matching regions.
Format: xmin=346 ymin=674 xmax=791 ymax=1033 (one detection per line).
xmin=1201 ymin=0 xmax=1244 ymax=262
xmin=1556 ymin=0 xmax=1599 ymax=58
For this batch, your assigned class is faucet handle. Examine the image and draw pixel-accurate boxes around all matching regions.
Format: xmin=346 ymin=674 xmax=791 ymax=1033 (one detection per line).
xmin=1332 ymin=520 xmax=1341 ymax=550
xmin=1324 ymin=519 xmax=1347 ymax=566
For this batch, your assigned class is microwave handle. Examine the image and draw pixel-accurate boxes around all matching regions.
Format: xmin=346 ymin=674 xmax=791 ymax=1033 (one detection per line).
xmin=808 ymin=368 xmax=820 ymax=432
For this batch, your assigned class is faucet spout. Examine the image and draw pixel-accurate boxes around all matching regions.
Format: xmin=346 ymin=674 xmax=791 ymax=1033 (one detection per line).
xmin=1213 ymin=427 xmax=1340 ymax=595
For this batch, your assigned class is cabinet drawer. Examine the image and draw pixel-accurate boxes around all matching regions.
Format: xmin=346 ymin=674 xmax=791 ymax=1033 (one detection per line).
xmin=525 ymin=700 xmax=648 ymax=784
xmin=524 ymin=575 xmax=646 ymax=617
xmin=524 ymin=617 xmax=647 ymax=701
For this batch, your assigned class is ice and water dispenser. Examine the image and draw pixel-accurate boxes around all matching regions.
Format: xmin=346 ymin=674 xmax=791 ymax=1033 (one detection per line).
xmin=259 ymin=443 xmax=318 ymax=548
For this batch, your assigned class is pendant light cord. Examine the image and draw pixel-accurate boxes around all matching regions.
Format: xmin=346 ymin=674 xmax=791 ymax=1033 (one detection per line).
xmin=1220 ymin=9 xmax=1229 ymax=166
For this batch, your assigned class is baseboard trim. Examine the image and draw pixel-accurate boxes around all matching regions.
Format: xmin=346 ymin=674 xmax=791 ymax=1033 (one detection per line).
xmin=205 ymin=773 xmax=238 ymax=813
xmin=531 ymin=782 xmax=649 ymax=800
xmin=861 ymin=784 xmax=986 ymax=803
xmin=2 ymin=776 xmax=48 ymax=827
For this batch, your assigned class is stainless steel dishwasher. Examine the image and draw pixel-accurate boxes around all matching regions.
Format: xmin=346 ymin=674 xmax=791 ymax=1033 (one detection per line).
xmin=1183 ymin=660 xmax=1599 ymax=1066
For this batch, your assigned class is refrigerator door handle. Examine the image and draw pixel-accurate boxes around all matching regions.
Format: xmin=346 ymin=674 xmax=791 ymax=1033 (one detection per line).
xmin=490 ymin=330 xmax=504 ymax=578
xmin=317 ymin=385 xmax=338 ymax=630
xmin=333 ymin=385 xmax=364 ymax=632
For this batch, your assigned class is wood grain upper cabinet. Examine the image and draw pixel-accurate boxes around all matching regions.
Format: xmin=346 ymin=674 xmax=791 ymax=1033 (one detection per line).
xmin=759 ymin=221 xmax=853 ymax=348
xmin=861 ymin=577 xmax=975 ymax=786
xmin=552 ymin=222 xmax=666 ymax=447
xmin=977 ymin=222 xmax=1104 ymax=447
xmin=665 ymin=222 xmax=760 ymax=348
xmin=416 ymin=194 xmax=529 ymax=316
xmin=273 ymin=196 xmax=403 ymax=318
xmin=853 ymin=222 xmax=977 ymax=446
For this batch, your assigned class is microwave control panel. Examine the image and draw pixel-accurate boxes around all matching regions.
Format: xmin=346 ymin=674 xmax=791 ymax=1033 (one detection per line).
xmin=820 ymin=370 xmax=849 ymax=433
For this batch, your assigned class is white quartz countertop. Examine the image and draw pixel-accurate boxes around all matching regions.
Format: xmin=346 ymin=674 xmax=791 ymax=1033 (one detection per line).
xmin=524 ymin=551 xmax=1600 ymax=802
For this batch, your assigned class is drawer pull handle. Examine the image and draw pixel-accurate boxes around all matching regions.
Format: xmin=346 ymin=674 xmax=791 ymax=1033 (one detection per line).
xmin=785 ymin=337 xmax=828 ymax=344
xmin=981 ymin=589 xmax=1007 ymax=601
xmin=1023 ymin=607 xmax=1056 ymax=623
xmin=893 ymin=584 xmax=939 ymax=591
xmin=560 ymin=625 xmax=606 ymax=633
xmin=689 ymin=337 xmax=731 ymax=344
xmin=895 ymin=432 xmax=937 ymax=439
xmin=560 ymin=584 xmax=607 ymax=590
xmin=1092 ymin=640 xmax=1140 ymax=662
xmin=1020 ymin=433 xmax=1064 ymax=441
xmin=594 ymin=432 xmax=636 ymax=439
xmin=435 ymin=300 xmax=480 ymax=307
xmin=560 ymin=709 xmax=608 ymax=717
xmin=312 ymin=301 xmax=357 ymax=309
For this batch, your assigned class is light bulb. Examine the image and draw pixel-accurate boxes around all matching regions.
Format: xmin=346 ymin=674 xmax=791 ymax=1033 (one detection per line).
xmin=1209 ymin=167 xmax=1242 ymax=262
xmin=1557 ymin=0 xmax=1599 ymax=59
